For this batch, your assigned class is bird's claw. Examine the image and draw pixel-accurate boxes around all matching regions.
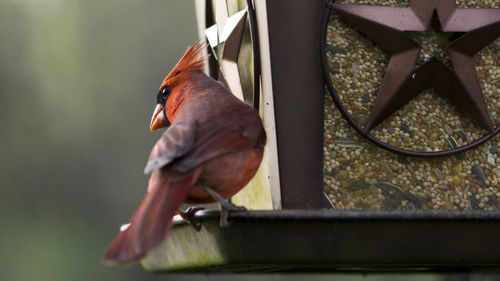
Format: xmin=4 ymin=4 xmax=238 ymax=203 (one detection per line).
xmin=219 ymin=201 xmax=247 ymax=228
xmin=178 ymin=207 xmax=205 ymax=231
xmin=200 ymin=186 xmax=247 ymax=227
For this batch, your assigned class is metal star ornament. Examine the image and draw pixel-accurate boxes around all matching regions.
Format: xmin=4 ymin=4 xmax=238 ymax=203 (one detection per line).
xmin=205 ymin=0 xmax=247 ymax=101
xmin=321 ymin=0 xmax=500 ymax=156
xmin=330 ymin=0 xmax=500 ymax=133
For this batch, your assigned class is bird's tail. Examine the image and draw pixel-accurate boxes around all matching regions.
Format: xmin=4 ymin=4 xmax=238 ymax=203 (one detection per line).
xmin=102 ymin=168 xmax=201 ymax=266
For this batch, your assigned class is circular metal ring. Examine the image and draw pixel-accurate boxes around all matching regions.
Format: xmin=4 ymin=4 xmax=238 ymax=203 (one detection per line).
xmin=320 ymin=1 xmax=500 ymax=157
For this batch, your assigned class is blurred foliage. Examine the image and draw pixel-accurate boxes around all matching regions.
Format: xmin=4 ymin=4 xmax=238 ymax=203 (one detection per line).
xmin=0 ymin=1 xmax=196 ymax=280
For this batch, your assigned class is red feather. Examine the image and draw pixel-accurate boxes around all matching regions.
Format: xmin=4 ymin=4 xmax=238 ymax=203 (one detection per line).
xmin=102 ymin=168 xmax=201 ymax=265
xmin=159 ymin=40 xmax=207 ymax=89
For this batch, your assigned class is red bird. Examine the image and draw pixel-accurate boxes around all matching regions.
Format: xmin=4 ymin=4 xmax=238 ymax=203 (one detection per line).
xmin=103 ymin=41 xmax=266 ymax=265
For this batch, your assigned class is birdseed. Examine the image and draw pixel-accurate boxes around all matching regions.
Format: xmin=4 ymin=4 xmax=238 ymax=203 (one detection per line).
xmin=323 ymin=0 xmax=500 ymax=210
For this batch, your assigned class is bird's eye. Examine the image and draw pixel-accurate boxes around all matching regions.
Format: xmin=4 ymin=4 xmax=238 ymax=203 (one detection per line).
xmin=158 ymin=86 xmax=172 ymax=105
xmin=161 ymin=87 xmax=171 ymax=99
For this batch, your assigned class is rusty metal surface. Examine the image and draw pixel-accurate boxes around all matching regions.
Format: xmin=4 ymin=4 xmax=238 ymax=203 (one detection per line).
xmin=322 ymin=0 xmax=500 ymax=157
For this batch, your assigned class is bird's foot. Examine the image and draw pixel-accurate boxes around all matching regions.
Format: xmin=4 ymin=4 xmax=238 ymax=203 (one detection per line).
xmin=177 ymin=207 xmax=205 ymax=231
xmin=219 ymin=200 xmax=247 ymax=228
xmin=201 ymin=187 xmax=247 ymax=227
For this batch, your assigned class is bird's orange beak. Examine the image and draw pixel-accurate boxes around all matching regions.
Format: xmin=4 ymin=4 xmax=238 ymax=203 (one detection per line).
xmin=150 ymin=104 xmax=168 ymax=131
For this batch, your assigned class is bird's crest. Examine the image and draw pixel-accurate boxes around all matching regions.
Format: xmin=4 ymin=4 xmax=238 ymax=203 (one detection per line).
xmin=160 ymin=40 xmax=207 ymax=89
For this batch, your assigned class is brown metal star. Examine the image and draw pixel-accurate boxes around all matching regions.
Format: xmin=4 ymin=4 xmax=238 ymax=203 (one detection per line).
xmin=331 ymin=0 xmax=500 ymax=133
xmin=205 ymin=0 xmax=247 ymax=102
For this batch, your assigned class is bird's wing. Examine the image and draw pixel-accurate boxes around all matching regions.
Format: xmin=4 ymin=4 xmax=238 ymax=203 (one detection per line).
xmin=144 ymin=104 xmax=265 ymax=174
xmin=144 ymin=120 xmax=196 ymax=174
xmin=175 ymin=110 xmax=266 ymax=173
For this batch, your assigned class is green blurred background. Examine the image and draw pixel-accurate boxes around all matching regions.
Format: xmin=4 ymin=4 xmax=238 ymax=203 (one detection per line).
xmin=0 ymin=0 xmax=496 ymax=280
xmin=0 ymin=1 xmax=196 ymax=280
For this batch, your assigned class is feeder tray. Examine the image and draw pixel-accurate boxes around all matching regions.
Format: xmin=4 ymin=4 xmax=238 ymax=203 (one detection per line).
xmin=142 ymin=210 xmax=500 ymax=272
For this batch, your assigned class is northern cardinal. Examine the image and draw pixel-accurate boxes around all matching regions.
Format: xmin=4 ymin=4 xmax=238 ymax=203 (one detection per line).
xmin=103 ymin=41 xmax=266 ymax=265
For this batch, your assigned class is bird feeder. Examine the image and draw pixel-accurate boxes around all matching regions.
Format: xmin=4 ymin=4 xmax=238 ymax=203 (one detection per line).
xmin=141 ymin=0 xmax=500 ymax=272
